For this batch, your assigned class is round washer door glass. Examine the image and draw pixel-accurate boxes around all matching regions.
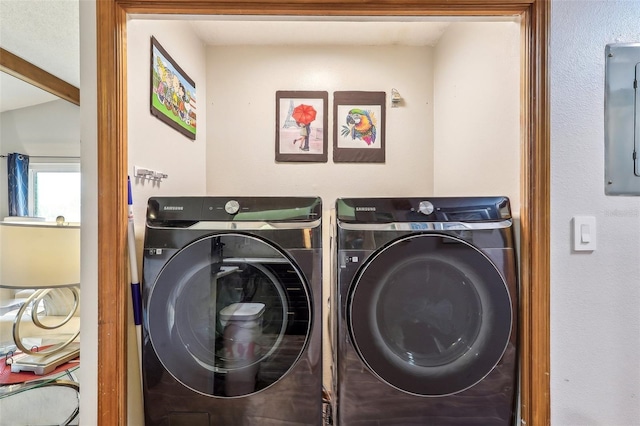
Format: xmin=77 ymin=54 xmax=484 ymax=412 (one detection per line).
xmin=147 ymin=233 xmax=311 ymax=398
xmin=348 ymin=233 xmax=512 ymax=396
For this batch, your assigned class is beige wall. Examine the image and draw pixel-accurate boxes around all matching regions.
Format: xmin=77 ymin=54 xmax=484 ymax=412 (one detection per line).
xmin=434 ymin=21 xmax=521 ymax=213
xmin=128 ymin=20 xmax=208 ymax=221
xmin=205 ymin=44 xmax=435 ymax=201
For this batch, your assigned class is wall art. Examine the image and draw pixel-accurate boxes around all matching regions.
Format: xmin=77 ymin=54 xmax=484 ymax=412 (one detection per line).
xmin=333 ymin=91 xmax=386 ymax=163
xmin=276 ymin=91 xmax=328 ymax=162
xmin=150 ymin=36 xmax=197 ymax=140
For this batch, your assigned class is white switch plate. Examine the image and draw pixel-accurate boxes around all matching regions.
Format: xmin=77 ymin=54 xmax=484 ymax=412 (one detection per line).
xmin=573 ymin=216 xmax=596 ymax=251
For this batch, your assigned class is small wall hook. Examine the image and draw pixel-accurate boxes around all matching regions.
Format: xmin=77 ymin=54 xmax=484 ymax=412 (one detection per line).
xmin=134 ymin=166 xmax=168 ymax=182
xmin=391 ymin=88 xmax=403 ymax=107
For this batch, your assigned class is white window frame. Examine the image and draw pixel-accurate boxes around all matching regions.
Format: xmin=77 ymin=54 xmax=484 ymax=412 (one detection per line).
xmin=28 ymin=162 xmax=81 ymax=221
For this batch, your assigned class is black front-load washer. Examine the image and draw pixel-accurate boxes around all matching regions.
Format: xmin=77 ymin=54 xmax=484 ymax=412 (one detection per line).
xmin=334 ymin=197 xmax=518 ymax=425
xmin=141 ymin=196 xmax=322 ymax=426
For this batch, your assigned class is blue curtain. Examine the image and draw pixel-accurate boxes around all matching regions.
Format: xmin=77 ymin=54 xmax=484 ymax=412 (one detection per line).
xmin=8 ymin=153 xmax=29 ymax=216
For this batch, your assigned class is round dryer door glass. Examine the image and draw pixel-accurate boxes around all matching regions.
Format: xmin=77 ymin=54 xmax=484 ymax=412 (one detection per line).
xmin=147 ymin=233 xmax=312 ymax=398
xmin=348 ymin=233 xmax=512 ymax=396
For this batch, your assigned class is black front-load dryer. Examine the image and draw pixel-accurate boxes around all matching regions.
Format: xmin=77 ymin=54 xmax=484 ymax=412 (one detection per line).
xmin=142 ymin=196 xmax=322 ymax=426
xmin=334 ymin=197 xmax=518 ymax=425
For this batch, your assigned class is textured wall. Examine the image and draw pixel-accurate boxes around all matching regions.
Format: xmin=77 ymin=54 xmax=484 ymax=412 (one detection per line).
xmin=551 ymin=1 xmax=640 ymax=424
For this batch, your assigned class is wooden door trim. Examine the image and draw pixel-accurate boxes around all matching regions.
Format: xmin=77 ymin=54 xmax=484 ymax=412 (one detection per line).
xmin=96 ymin=1 xmax=128 ymax=423
xmin=96 ymin=1 xmax=549 ymax=425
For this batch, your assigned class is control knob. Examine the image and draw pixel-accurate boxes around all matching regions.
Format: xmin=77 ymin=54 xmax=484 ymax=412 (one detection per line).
xmin=418 ymin=201 xmax=434 ymax=215
xmin=225 ymin=200 xmax=240 ymax=215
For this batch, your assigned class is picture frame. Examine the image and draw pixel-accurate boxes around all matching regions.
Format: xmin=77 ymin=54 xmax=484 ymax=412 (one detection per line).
xmin=333 ymin=91 xmax=386 ymax=163
xmin=150 ymin=36 xmax=197 ymax=140
xmin=276 ymin=91 xmax=328 ymax=162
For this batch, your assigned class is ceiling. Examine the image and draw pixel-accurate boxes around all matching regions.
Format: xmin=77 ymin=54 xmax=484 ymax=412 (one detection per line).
xmin=0 ymin=1 xmax=514 ymax=113
xmin=188 ymin=19 xmax=450 ymax=47
xmin=0 ymin=0 xmax=79 ymax=112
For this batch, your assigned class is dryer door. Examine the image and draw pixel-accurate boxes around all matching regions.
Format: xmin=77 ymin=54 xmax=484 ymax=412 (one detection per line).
xmin=147 ymin=233 xmax=311 ymax=398
xmin=347 ymin=233 xmax=512 ymax=396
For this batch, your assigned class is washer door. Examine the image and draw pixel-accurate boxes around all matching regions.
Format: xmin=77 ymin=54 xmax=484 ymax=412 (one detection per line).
xmin=147 ymin=233 xmax=311 ymax=398
xmin=347 ymin=233 xmax=512 ymax=396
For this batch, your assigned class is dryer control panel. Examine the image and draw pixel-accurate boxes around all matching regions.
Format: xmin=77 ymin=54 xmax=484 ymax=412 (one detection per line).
xmin=336 ymin=197 xmax=511 ymax=223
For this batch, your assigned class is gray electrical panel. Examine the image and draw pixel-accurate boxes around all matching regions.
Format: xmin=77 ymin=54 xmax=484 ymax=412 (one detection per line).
xmin=605 ymin=42 xmax=640 ymax=195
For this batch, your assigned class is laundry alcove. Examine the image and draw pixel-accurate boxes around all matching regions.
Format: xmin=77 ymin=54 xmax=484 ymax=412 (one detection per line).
xmin=95 ymin=2 xmax=549 ymax=425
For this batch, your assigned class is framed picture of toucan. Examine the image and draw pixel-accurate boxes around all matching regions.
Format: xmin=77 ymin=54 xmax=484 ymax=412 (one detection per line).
xmin=333 ymin=91 xmax=386 ymax=163
xmin=275 ymin=91 xmax=328 ymax=163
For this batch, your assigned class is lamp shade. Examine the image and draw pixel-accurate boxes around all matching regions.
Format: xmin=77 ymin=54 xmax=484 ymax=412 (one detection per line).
xmin=0 ymin=222 xmax=80 ymax=288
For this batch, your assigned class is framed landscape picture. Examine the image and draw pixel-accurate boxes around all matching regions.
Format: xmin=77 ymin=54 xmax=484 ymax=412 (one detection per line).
xmin=276 ymin=91 xmax=328 ymax=162
xmin=333 ymin=91 xmax=386 ymax=163
xmin=150 ymin=36 xmax=197 ymax=140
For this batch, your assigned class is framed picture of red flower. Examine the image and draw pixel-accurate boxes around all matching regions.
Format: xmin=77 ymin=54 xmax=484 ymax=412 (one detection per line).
xmin=333 ymin=91 xmax=386 ymax=163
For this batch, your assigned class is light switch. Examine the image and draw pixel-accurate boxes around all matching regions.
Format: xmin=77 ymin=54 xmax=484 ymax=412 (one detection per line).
xmin=580 ymin=224 xmax=591 ymax=243
xmin=573 ymin=216 xmax=596 ymax=251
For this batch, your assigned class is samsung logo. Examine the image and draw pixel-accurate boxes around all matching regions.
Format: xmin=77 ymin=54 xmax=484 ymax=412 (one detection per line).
xmin=163 ymin=206 xmax=184 ymax=211
xmin=355 ymin=206 xmax=376 ymax=212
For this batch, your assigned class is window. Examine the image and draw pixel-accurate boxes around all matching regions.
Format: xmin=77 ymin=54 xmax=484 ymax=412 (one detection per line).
xmin=28 ymin=163 xmax=81 ymax=222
